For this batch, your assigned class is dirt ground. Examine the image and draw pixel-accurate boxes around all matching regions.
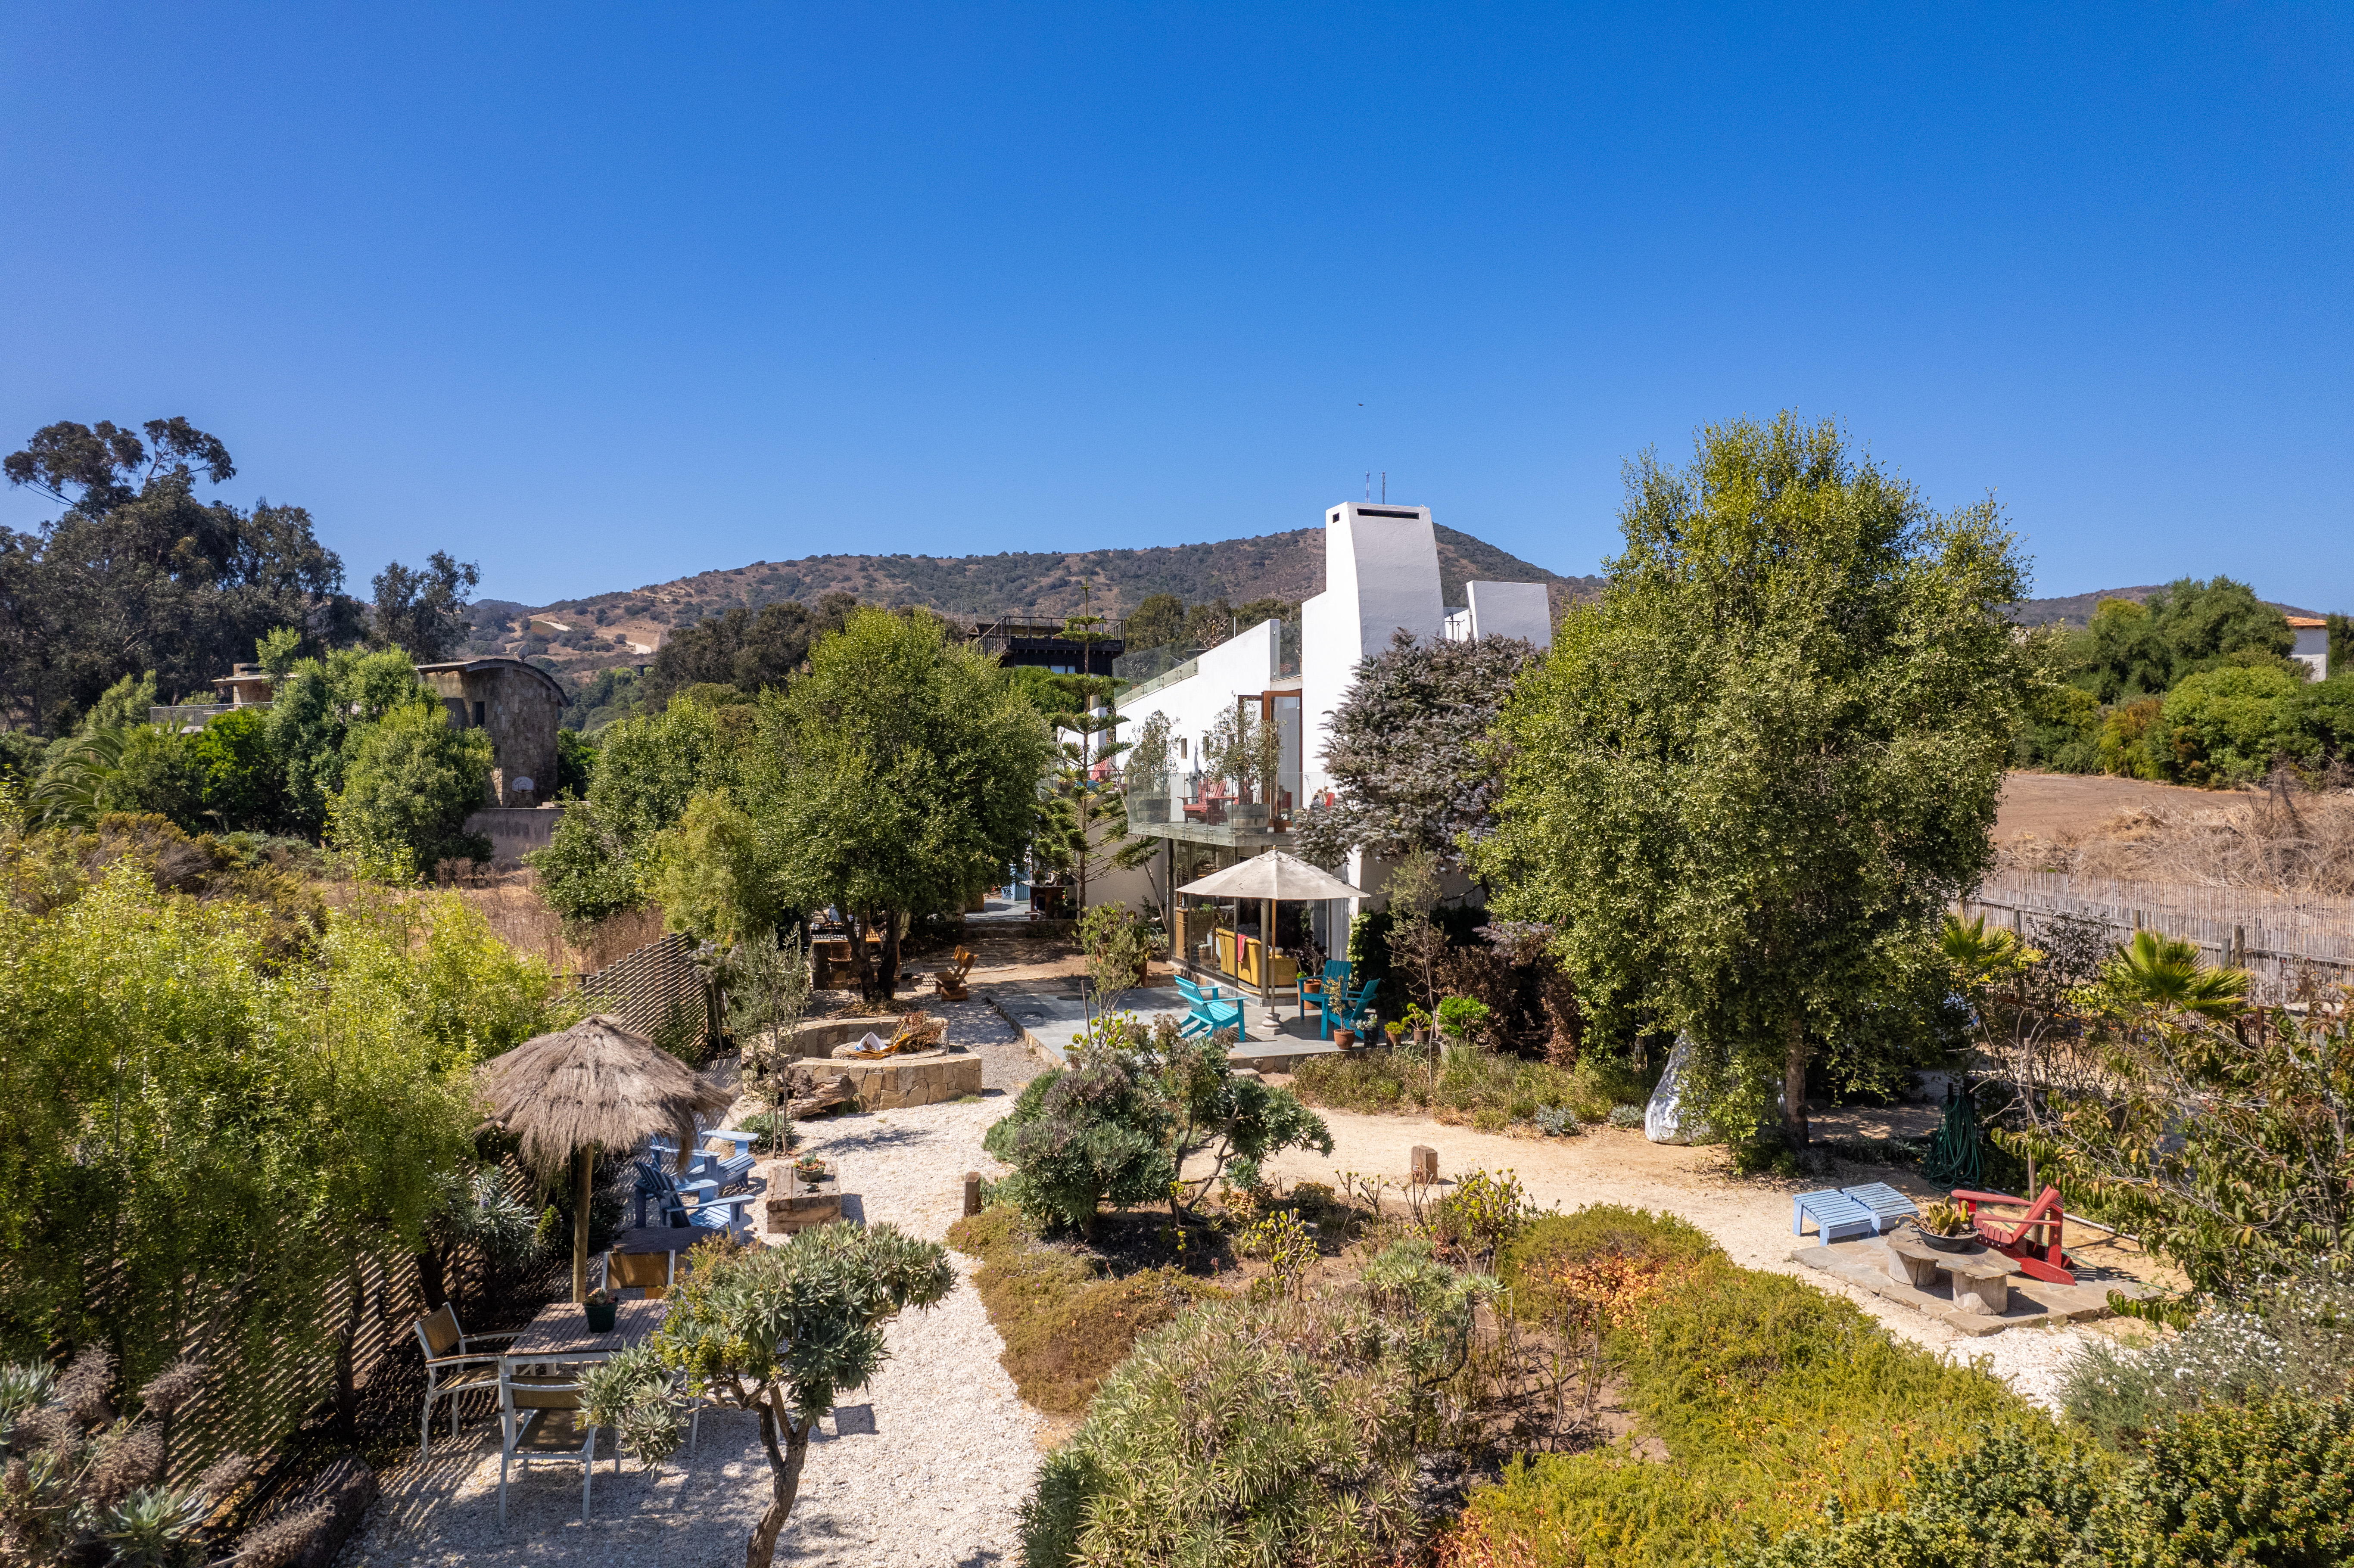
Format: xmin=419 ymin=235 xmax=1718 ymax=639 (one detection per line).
xmin=1994 ymin=769 xmax=2226 ymax=843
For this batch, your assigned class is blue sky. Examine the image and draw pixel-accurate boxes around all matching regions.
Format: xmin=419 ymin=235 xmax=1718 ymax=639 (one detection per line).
xmin=3 ymin=4 xmax=2347 ymax=611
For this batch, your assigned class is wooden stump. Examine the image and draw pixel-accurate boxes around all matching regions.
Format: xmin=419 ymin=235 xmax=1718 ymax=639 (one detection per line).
xmin=963 ymin=1170 xmax=983 ymax=1217
xmin=1409 ymin=1145 xmax=1439 ymax=1185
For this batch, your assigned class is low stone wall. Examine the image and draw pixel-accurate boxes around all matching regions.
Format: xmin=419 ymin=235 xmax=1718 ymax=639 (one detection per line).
xmin=783 ymin=1014 xmax=949 ymax=1060
xmin=833 ymin=1049 xmax=982 ymax=1110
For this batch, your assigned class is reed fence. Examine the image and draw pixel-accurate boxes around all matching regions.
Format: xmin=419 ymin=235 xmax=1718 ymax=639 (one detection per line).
xmin=1960 ymin=870 xmax=2354 ymax=1001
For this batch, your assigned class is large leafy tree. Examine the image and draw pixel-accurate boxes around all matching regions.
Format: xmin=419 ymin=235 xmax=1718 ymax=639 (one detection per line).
xmin=755 ymin=608 xmax=1052 ymax=999
xmin=1475 ymin=413 xmax=2032 ymax=1145
xmin=265 ymin=647 xmax=440 ymax=837
xmin=2068 ymin=577 xmax=2293 ymax=704
xmin=1295 ymin=628 xmax=1541 ymax=872
xmin=529 ymin=691 xmax=755 ymax=924
xmin=0 ymin=418 xmax=351 ymax=732
xmin=370 ymin=551 xmax=481 ymax=663
xmin=329 ymin=703 xmax=497 ymax=880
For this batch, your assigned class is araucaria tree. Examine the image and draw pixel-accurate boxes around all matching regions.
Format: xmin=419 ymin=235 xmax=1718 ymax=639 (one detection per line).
xmin=1295 ymin=628 xmax=1541 ymax=871
xmin=759 ymin=608 xmax=1052 ymax=999
xmin=1476 ymin=413 xmax=2032 ymax=1145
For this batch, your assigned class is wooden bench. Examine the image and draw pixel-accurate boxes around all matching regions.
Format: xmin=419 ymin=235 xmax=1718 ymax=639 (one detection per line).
xmin=1884 ymin=1239 xmax=2015 ymax=1315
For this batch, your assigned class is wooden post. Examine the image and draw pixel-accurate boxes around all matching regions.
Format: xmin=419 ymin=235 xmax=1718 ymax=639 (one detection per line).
xmin=1409 ymin=1145 xmax=1439 ymax=1184
xmin=571 ymin=1147 xmax=592 ymax=1303
xmin=2234 ymin=925 xmax=2246 ymax=968
xmin=963 ymin=1171 xmax=983 ymax=1217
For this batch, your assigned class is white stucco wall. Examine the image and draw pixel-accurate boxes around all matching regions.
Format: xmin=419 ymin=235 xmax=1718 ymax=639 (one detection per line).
xmin=1465 ymin=580 xmax=1554 ymax=647
xmin=2292 ymin=623 xmax=2329 ymax=682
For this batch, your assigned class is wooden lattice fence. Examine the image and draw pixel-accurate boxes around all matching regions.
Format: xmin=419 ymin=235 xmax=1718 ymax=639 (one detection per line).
xmin=577 ymin=930 xmax=711 ymax=1056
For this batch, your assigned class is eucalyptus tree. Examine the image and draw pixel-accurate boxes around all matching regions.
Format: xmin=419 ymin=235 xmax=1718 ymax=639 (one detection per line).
xmin=1476 ymin=413 xmax=2033 ymax=1145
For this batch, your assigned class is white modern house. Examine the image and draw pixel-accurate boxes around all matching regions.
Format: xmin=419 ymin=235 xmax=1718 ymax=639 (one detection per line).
xmin=1099 ymin=501 xmax=1553 ymax=965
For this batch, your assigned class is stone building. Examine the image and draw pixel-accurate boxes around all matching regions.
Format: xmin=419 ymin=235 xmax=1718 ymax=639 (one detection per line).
xmin=414 ymin=657 xmax=567 ymax=806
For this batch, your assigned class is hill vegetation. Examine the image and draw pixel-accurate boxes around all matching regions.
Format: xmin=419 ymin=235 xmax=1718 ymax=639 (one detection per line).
xmin=461 ymin=524 xmax=1604 ymax=696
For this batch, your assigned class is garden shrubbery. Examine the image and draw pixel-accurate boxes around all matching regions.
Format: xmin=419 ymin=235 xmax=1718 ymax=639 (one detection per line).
xmin=947 ymin=1204 xmax=1227 ymax=1416
xmin=1292 ymin=1043 xmax=1653 ymax=1132
xmin=1021 ymin=1240 xmax=1489 ymax=1568
xmin=1439 ymin=1251 xmax=2029 ymax=1567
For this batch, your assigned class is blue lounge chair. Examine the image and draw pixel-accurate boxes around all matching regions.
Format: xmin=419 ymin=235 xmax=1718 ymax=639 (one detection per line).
xmin=1792 ymin=1189 xmax=1876 ymax=1244
xmin=1839 ymin=1182 xmax=1920 ymax=1235
xmin=1174 ymin=975 xmax=1248 ymax=1041
xmin=1325 ymin=977 xmax=1380 ymax=1040
xmin=648 ymin=1126 xmax=761 ymax=1190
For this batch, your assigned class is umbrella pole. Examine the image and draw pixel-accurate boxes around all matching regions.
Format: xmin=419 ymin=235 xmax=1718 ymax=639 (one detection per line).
xmin=1261 ymin=896 xmax=1278 ymax=1033
xmin=572 ymin=1147 xmax=592 ymax=1303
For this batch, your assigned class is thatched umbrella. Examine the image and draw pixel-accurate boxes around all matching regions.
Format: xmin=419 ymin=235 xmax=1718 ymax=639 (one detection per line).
xmin=479 ymin=1014 xmax=735 ymax=1301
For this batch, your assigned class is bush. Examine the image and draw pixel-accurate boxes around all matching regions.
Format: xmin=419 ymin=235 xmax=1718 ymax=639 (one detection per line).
xmin=2149 ymin=663 xmax=2316 ymax=785
xmin=1607 ymin=1103 xmax=1646 ymax=1129
xmin=1293 ymin=1044 xmax=1637 ymax=1128
xmin=329 ymin=703 xmax=495 ymax=880
xmin=947 ymin=1204 xmax=1225 ymax=1415
xmin=1497 ymin=1205 xmax=1719 ymax=1327
xmin=983 ymin=1050 xmax=1173 ymax=1236
xmin=1733 ymin=1394 xmax=2354 ymax=1568
xmin=1442 ymin=1257 xmax=2028 ymax=1566
xmin=2060 ymin=1269 xmax=2354 ymax=1450
xmin=1021 ymin=1247 xmax=1488 ymax=1568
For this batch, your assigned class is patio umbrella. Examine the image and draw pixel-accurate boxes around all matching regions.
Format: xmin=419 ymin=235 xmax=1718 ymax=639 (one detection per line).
xmin=1176 ymin=850 xmax=1365 ymax=902
xmin=1177 ymin=852 xmax=1367 ymax=1016
xmin=479 ymin=1014 xmax=734 ymax=1302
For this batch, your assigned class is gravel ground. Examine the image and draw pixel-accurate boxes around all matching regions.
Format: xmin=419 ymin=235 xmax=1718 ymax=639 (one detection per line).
xmin=344 ymin=1081 xmax=1043 ymax=1567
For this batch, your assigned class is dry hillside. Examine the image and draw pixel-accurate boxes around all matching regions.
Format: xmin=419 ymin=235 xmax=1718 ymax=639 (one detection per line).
xmin=466 ymin=524 xmax=1602 ymax=688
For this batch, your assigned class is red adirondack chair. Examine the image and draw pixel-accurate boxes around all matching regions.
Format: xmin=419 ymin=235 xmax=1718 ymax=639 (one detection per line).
xmin=1949 ymin=1185 xmax=2077 ymax=1285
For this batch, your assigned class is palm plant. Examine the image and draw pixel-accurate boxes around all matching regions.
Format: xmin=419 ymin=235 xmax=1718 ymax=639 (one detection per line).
xmin=2101 ymin=929 xmax=2250 ymax=1021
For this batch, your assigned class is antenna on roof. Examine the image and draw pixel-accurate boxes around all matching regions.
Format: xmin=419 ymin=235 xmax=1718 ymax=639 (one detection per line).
xmin=1381 ymin=472 xmax=1387 ymax=502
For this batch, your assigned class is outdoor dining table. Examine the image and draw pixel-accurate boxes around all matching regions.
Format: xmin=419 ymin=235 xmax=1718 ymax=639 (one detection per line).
xmin=502 ymin=1296 xmax=669 ymax=1372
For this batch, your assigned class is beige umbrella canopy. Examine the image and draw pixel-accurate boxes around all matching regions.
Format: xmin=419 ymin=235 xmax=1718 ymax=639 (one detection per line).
xmin=1178 ymin=852 xmax=1367 ymax=1014
xmin=479 ymin=1014 xmax=735 ymax=1301
xmin=1177 ymin=850 xmax=1364 ymax=902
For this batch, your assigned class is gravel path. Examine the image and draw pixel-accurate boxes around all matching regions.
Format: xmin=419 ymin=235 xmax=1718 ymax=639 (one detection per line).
xmin=345 ymin=1069 xmax=1043 ymax=1566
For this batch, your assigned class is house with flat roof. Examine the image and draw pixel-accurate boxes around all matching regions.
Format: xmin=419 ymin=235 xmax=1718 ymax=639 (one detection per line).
xmin=1103 ymin=501 xmax=1552 ymax=957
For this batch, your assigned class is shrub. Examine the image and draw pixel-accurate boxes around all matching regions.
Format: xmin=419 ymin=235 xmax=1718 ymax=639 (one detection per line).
xmin=1498 ymin=1205 xmax=1719 ymax=1327
xmin=1021 ymin=1249 xmax=1488 ymax=1568
xmin=1443 ymin=1257 xmax=2028 ymax=1566
xmin=1533 ymin=1104 xmax=1580 ymax=1137
xmin=1293 ymin=1044 xmax=1619 ymax=1127
xmin=983 ymin=1047 xmax=1174 ymax=1235
xmin=2148 ymin=663 xmax=2316 ymax=785
xmin=1607 ymin=1103 xmax=1646 ymax=1129
xmin=1734 ymin=1394 xmax=2354 ymax=1568
xmin=1429 ymin=1167 xmax=1532 ymax=1271
xmin=329 ymin=703 xmax=495 ymax=880
xmin=2060 ymin=1269 xmax=2354 ymax=1450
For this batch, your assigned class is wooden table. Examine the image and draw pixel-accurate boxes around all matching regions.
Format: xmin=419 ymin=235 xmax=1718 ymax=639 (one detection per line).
xmin=504 ymin=1297 xmax=668 ymax=1369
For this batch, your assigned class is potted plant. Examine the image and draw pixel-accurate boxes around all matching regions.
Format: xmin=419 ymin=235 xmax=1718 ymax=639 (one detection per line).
xmin=1384 ymin=1019 xmax=1405 ymax=1049
xmin=583 ymin=1287 xmax=618 ymax=1332
xmin=1401 ymin=1002 xmax=1432 ymax=1047
xmin=793 ymin=1154 xmax=831 ymax=1186
xmin=1912 ymin=1202 xmax=1978 ymax=1252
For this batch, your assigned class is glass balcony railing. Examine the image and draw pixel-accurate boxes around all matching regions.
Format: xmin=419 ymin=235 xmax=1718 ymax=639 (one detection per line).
xmin=1112 ymin=615 xmax=1300 ymax=694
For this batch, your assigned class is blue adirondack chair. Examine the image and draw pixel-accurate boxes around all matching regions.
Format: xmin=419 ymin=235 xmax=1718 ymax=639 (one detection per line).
xmin=1174 ymin=975 xmax=1248 ymax=1041
xmin=634 ymin=1160 xmax=761 ymax=1238
xmin=1325 ymin=977 xmax=1380 ymax=1039
xmin=1300 ymin=961 xmax=1352 ymax=1033
xmin=648 ymin=1126 xmax=760 ymax=1191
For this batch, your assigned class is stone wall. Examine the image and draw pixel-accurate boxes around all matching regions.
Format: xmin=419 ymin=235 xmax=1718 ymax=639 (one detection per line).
xmin=462 ymin=803 xmax=571 ymax=864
